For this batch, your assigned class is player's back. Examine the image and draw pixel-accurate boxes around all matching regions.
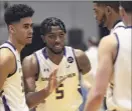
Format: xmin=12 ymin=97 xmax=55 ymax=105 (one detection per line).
xmin=0 ymin=41 xmax=29 ymax=111
xmin=35 ymin=46 xmax=83 ymax=111
xmin=113 ymin=27 xmax=131 ymax=110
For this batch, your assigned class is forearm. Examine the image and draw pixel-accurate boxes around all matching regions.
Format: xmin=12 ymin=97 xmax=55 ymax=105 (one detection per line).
xmin=84 ymin=89 xmax=104 ymax=111
xmin=26 ymin=88 xmax=49 ymax=108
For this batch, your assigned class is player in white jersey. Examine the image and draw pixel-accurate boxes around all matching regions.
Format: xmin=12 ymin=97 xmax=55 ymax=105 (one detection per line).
xmin=0 ymin=4 xmax=60 ymax=111
xmin=92 ymin=2 xmax=126 ymax=110
xmin=22 ymin=17 xmax=91 ymax=111
xmin=84 ymin=1 xmax=132 ymax=111
xmin=0 ymin=4 xmax=34 ymax=111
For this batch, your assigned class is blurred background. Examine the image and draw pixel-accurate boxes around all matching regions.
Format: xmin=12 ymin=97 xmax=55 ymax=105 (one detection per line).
xmin=0 ymin=1 xmax=109 ymax=59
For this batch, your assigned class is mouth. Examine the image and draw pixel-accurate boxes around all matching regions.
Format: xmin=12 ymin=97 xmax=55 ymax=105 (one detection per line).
xmin=27 ymin=37 xmax=32 ymax=39
xmin=54 ymin=45 xmax=62 ymax=50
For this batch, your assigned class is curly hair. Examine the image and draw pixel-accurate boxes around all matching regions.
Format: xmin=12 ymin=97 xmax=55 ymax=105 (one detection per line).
xmin=40 ymin=17 xmax=66 ymax=36
xmin=4 ymin=4 xmax=34 ymax=25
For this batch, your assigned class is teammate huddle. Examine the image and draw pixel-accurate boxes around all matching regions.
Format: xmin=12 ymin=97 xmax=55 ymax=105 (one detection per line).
xmin=0 ymin=1 xmax=131 ymax=111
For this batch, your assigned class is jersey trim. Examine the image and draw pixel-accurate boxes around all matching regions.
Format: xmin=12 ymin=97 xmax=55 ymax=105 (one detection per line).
xmin=0 ymin=47 xmax=17 ymax=78
xmin=42 ymin=47 xmax=66 ymax=59
xmin=5 ymin=41 xmax=16 ymax=50
xmin=2 ymin=95 xmax=11 ymax=111
xmin=113 ymin=33 xmax=120 ymax=65
xmin=125 ymin=26 xmax=132 ymax=29
xmin=72 ymin=48 xmax=81 ymax=72
xmin=34 ymin=53 xmax=40 ymax=81
xmin=112 ymin=19 xmax=122 ymax=29
xmin=114 ymin=25 xmax=125 ymax=29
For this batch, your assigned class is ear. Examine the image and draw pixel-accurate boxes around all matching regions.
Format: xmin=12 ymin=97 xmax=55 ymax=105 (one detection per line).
xmin=119 ymin=6 xmax=125 ymax=18
xmin=41 ymin=35 xmax=46 ymax=43
xmin=106 ymin=6 xmax=112 ymax=15
xmin=9 ymin=25 xmax=16 ymax=34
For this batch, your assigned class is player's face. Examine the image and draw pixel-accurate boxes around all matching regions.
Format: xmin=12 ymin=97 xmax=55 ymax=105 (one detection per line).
xmin=44 ymin=26 xmax=66 ymax=54
xmin=93 ymin=3 xmax=107 ymax=27
xmin=10 ymin=17 xmax=33 ymax=45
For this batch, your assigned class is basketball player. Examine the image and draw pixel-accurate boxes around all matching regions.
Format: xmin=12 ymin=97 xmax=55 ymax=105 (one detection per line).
xmin=22 ymin=17 xmax=91 ymax=111
xmin=93 ymin=1 xmax=125 ymax=33
xmin=92 ymin=2 xmax=126 ymax=110
xmin=84 ymin=1 xmax=131 ymax=111
xmin=0 ymin=4 xmax=61 ymax=111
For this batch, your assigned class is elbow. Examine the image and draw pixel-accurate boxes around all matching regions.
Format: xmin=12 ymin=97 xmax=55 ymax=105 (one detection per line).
xmin=26 ymin=93 xmax=35 ymax=109
xmin=26 ymin=98 xmax=33 ymax=109
xmin=92 ymin=91 xmax=105 ymax=103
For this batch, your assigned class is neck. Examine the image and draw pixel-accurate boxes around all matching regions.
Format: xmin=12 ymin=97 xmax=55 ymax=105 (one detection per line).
xmin=46 ymin=47 xmax=64 ymax=65
xmin=107 ymin=13 xmax=121 ymax=30
xmin=8 ymin=35 xmax=25 ymax=53
xmin=127 ymin=14 xmax=132 ymax=26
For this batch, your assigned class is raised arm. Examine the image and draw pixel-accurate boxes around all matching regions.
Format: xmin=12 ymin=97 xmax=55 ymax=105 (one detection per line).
xmin=0 ymin=48 xmax=16 ymax=90
xmin=22 ymin=54 xmax=64 ymax=109
xmin=22 ymin=54 xmax=49 ymax=108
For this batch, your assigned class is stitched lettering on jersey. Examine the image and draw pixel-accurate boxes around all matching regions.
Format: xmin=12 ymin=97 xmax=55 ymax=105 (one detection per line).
xmin=41 ymin=73 xmax=76 ymax=81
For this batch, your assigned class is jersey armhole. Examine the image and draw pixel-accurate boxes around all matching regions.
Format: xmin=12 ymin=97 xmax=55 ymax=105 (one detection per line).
xmin=72 ymin=48 xmax=81 ymax=72
xmin=113 ymin=33 xmax=120 ymax=65
xmin=0 ymin=47 xmax=17 ymax=78
xmin=34 ymin=53 xmax=40 ymax=81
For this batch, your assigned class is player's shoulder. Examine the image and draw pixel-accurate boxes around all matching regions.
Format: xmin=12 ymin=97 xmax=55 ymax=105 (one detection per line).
xmin=73 ymin=48 xmax=89 ymax=64
xmin=99 ymin=34 xmax=118 ymax=54
xmin=73 ymin=48 xmax=86 ymax=58
xmin=0 ymin=48 xmax=15 ymax=65
xmin=100 ymin=34 xmax=117 ymax=46
xmin=22 ymin=54 xmax=37 ymax=65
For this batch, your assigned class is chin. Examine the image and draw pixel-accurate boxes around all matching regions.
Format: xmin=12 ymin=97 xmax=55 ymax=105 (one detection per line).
xmin=25 ymin=42 xmax=32 ymax=45
xmin=54 ymin=50 xmax=63 ymax=54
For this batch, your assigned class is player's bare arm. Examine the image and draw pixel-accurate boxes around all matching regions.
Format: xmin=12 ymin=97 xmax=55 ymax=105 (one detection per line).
xmin=22 ymin=54 xmax=66 ymax=108
xmin=0 ymin=48 xmax=16 ymax=90
xmin=73 ymin=49 xmax=92 ymax=88
xmin=74 ymin=49 xmax=91 ymax=74
xmin=84 ymin=34 xmax=117 ymax=111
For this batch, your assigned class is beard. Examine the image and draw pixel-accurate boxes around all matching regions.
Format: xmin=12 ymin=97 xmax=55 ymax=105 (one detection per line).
xmin=46 ymin=44 xmax=65 ymax=54
xmin=99 ymin=14 xmax=107 ymax=28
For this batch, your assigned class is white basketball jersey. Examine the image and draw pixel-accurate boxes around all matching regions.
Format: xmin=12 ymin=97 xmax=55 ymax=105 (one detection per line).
xmin=0 ymin=41 xmax=29 ymax=111
xmin=110 ymin=21 xmax=125 ymax=34
xmin=35 ymin=46 xmax=83 ymax=111
xmin=110 ymin=27 xmax=131 ymax=111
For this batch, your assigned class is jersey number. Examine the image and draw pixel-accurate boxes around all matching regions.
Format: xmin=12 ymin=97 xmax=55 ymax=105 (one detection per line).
xmin=55 ymin=84 xmax=81 ymax=99
xmin=56 ymin=84 xmax=64 ymax=99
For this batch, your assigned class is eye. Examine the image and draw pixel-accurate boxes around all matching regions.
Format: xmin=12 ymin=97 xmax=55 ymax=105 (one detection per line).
xmin=48 ymin=35 xmax=55 ymax=39
xmin=59 ymin=33 xmax=65 ymax=37
xmin=24 ymin=25 xmax=29 ymax=29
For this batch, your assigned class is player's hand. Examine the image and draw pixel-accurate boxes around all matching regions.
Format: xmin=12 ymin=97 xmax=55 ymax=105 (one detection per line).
xmin=46 ymin=69 xmax=67 ymax=95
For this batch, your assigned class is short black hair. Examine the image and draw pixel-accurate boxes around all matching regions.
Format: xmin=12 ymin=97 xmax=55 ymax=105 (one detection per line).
xmin=93 ymin=1 xmax=119 ymax=12
xmin=40 ymin=17 xmax=66 ymax=36
xmin=120 ymin=1 xmax=132 ymax=13
xmin=4 ymin=4 xmax=34 ymax=25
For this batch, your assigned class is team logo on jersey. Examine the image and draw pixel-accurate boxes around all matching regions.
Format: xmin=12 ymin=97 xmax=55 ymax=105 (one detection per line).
xmin=67 ymin=56 xmax=74 ymax=63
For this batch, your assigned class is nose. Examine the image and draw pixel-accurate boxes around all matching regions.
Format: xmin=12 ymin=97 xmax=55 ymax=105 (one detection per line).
xmin=55 ymin=36 xmax=61 ymax=43
xmin=29 ymin=27 xmax=33 ymax=35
